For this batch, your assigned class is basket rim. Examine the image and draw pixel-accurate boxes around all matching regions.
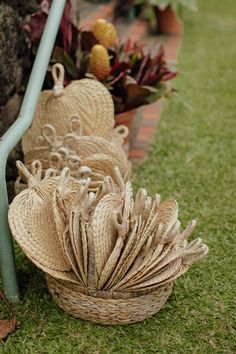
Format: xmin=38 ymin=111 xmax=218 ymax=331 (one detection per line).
xmin=45 ymin=274 xmax=173 ymax=301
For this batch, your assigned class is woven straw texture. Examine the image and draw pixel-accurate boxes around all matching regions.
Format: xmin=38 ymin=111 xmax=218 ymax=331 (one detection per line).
xmin=23 ymin=127 xmax=130 ymax=177
xmin=19 ymin=63 xmax=131 ymax=197
xmin=16 ymin=117 xmax=131 ymax=195
xmin=22 ymin=63 xmax=115 ymax=155
xmin=46 ymin=275 xmax=173 ymax=325
xmin=9 ymin=165 xmax=208 ymax=325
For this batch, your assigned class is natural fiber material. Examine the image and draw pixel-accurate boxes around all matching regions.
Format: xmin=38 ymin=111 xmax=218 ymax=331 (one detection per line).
xmin=20 ymin=63 xmax=131 ymax=196
xmin=16 ymin=117 xmax=131 ymax=195
xmin=9 ymin=166 xmax=208 ymax=325
xmin=22 ymin=63 xmax=115 ymax=155
xmin=46 ymin=275 xmax=173 ymax=325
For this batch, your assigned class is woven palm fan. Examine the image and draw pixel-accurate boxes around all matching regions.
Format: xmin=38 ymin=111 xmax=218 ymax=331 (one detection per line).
xmin=22 ymin=63 xmax=115 ymax=155
xmin=23 ymin=120 xmax=131 ymax=179
xmin=15 ymin=152 xmax=129 ymax=197
xmin=9 ymin=166 xmax=208 ymax=325
xmin=10 ymin=162 xmax=103 ymax=281
xmin=16 ymin=117 xmax=131 ymax=195
xmin=25 ymin=115 xmax=130 ymax=171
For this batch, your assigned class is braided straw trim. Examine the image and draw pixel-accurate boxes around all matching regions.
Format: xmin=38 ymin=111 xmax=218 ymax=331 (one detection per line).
xmin=104 ymin=217 xmax=141 ymax=290
xmin=46 ymin=275 xmax=173 ymax=325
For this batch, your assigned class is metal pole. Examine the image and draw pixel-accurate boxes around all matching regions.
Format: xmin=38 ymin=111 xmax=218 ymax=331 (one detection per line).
xmin=0 ymin=0 xmax=66 ymax=302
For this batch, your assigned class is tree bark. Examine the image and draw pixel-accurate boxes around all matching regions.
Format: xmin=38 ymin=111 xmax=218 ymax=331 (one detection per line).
xmin=0 ymin=2 xmax=38 ymax=200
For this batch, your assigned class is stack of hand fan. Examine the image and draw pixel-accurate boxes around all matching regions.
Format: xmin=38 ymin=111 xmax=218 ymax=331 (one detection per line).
xmin=9 ymin=163 xmax=208 ymax=325
xmin=15 ymin=63 xmax=131 ymax=194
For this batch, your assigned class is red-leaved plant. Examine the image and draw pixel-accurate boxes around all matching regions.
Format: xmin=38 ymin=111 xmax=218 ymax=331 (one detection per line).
xmin=24 ymin=2 xmax=177 ymax=114
xmin=24 ymin=0 xmax=80 ymax=82
xmin=78 ymin=31 xmax=177 ymax=113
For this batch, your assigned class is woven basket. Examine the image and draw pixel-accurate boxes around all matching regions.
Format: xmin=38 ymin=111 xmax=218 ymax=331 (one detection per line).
xmin=9 ymin=165 xmax=208 ymax=325
xmin=46 ymin=275 xmax=173 ymax=325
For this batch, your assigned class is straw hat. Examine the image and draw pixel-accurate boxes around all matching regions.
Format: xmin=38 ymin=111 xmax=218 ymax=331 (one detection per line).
xmin=22 ymin=63 xmax=115 ymax=155
xmin=9 ymin=166 xmax=208 ymax=325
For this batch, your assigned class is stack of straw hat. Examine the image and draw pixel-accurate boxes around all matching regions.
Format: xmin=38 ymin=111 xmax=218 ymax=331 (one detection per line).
xmin=9 ymin=163 xmax=208 ymax=325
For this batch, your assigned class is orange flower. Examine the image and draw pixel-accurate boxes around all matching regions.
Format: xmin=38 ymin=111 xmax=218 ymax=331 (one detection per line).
xmin=92 ymin=19 xmax=117 ymax=48
xmin=90 ymin=44 xmax=111 ymax=81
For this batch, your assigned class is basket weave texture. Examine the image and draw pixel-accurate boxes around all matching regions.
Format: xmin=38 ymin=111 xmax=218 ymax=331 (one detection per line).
xmin=22 ymin=64 xmax=115 ymax=154
xmin=46 ymin=276 xmax=173 ymax=325
xmin=17 ymin=118 xmax=131 ymax=191
xmin=9 ymin=164 xmax=208 ymax=325
xmin=16 ymin=64 xmax=131 ymax=194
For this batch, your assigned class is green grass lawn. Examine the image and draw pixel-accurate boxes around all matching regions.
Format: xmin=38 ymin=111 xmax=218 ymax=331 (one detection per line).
xmin=1 ymin=0 xmax=236 ymax=352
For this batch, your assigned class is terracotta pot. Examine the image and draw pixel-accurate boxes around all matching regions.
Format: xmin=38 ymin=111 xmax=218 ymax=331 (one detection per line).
xmin=154 ymin=6 xmax=182 ymax=35
xmin=115 ymin=109 xmax=137 ymax=144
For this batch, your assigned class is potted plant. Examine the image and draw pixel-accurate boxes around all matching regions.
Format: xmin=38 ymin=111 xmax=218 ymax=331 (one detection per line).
xmin=114 ymin=0 xmax=197 ymax=34
xmin=24 ymin=0 xmax=80 ymax=86
xmin=149 ymin=0 xmax=198 ymax=34
xmin=24 ymin=9 xmax=177 ymax=143
xmin=77 ymin=19 xmax=177 ymax=141
xmin=114 ymin=0 xmax=145 ymax=20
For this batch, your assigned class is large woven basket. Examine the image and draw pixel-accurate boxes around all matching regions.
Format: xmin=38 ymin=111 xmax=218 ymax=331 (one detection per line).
xmin=46 ymin=275 xmax=173 ymax=325
xmin=9 ymin=165 xmax=208 ymax=326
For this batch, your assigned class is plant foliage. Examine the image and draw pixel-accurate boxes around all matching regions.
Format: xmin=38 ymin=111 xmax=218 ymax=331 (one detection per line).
xmin=24 ymin=2 xmax=176 ymax=113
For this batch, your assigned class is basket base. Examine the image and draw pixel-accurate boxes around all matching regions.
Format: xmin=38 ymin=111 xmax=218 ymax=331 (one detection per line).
xmin=46 ymin=275 xmax=173 ymax=325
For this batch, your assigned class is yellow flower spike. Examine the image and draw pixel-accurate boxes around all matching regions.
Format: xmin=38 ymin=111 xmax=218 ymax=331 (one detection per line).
xmin=92 ymin=19 xmax=110 ymax=48
xmin=90 ymin=44 xmax=111 ymax=81
xmin=106 ymin=23 xmax=117 ymax=47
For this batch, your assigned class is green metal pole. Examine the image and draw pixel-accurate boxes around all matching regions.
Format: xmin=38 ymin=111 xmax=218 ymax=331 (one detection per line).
xmin=0 ymin=0 xmax=66 ymax=302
